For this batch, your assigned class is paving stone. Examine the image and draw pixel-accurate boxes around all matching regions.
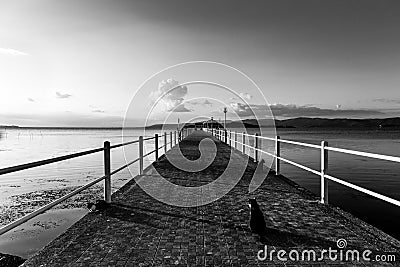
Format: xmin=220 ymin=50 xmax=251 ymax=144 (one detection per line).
xmin=22 ymin=131 xmax=400 ymax=266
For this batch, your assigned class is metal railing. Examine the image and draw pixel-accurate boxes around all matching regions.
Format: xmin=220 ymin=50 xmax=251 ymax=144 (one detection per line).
xmin=0 ymin=129 xmax=192 ymax=236
xmin=206 ymin=128 xmax=400 ymax=207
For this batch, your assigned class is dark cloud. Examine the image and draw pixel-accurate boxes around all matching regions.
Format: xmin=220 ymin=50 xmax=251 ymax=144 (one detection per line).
xmin=230 ymin=103 xmax=385 ymax=118
xmin=56 ymin=91 xmax=72 ymax=99
xmin=373 ymin=98 xmax=400 ymax=104
xmin=203 ymin=99 xmax=213 ymax=105
xmin=172 ymin=104 xmax=191 ymax=112
xmin=270 ymin=104 xmax=384 ymax=118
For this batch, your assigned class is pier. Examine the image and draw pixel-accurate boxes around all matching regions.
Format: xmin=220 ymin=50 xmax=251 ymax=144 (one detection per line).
xmin=19 ymin=130 xmax=400 ymax=266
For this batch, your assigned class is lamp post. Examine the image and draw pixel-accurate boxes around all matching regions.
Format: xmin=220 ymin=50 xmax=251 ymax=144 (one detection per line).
xmin=223 ymin=107 xmax=227 ymax=129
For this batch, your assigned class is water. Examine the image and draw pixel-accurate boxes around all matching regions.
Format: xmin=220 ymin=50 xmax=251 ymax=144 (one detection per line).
xmin=0 ymin=128 xmax=167 ymax=202
xmin=1 ymin=127 xmax=399 ymax=247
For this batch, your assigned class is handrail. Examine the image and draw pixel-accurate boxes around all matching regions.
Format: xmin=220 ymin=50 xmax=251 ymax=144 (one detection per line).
xmin=109 ymin=139 xmax=139 ymax=149
xmin=0 ymin=130 xmax=180 ymax=236
xmin=0 ymin=147 xmax=104 ymax=176
xmin=0 ymin=175 xmax=106 ymax=235
xmin=258 ymin=135 xmax=321 ymax=149
xmin=325 ymin=174 xmax=400 ymax=207
xmin=206 ymin=128 xmax=400 ymax=207
xmin=325 ymin=146 xmax=400 ymax=163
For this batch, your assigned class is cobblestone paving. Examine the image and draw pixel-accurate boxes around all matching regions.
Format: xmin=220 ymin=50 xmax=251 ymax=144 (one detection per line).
xmin=23 ymin=131 xmax=400 ymax=266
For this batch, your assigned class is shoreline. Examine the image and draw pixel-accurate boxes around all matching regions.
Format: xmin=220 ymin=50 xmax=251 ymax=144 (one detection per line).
xmin=0 ymin=208 xmax=88 ymax=259
xmin=0 ymin=186 xmax=104 ymax=259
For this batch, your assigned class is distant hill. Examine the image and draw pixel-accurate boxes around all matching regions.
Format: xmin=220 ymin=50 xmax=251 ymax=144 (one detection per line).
xmin=224 ymin=117 xmax=400 ymax=129
xmin=275 ymin=117 xmax=400 ymax=129
xmin=144 ymin=124 xmax=178 ymax=130
xmin=146 ymin=117 xmax=400 ymax=129
xmin=0 ymin=125 xmax=20 ymax=129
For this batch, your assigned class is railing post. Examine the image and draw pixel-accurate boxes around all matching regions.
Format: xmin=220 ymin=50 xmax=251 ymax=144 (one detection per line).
xmin=255 ymin=133 xmax=259 ymax=162
xmin=235 ymin=132 xmax=237 ymax=149
xmin=229 ymin=130 xmax=232 ymax=147
xmin=224 ymin=130 xmax=227 ymax=143
xmin=242 ymin=132 xmax=245 ymax=154
xmin=155 ymin=134 xmax=159 ymax=160
xmin=164 ymin=132 xmax=167 ymax=154
xmin=275 ymin=136 xmax=280 ymax=175
xmin=104 ymin=141 xmax=111 ymax=203
xmin=139 ymin=136 xmax=143 ymax=175
xmin=174 ymin=131 xmax=177 ymax=145
xmin=321 ymin=141 xmax=329 ymax=204
xmin=170 ymin=131 xmax=173 ymax=149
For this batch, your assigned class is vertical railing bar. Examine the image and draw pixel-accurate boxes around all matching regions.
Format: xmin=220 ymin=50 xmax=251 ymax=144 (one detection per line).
xmin=174 ymin=131 xmax=177 ymax=145
xmin=224 ymin=129 xmax=227 ymax=143
xmin=242 ymin=132 xmax=245 ymax=154
xmin=104 ymin=141 xmax=111 ymax=203
xmin=170 ymin=131 xmax=173 ymax=149
xmin=234 ymin=131 xmax=237 ymax=149
xmin=275 ymin=136 xmax=280 ymax=175
xmin=255 ymin=133 xmax=259 ymax=162
xmin=258 ymin=132 xmax=262 ymax=160
xmin=164 ymin=132 xmax=167 ymax=154
xmin=139 ymin=136 xmax=143 ymax=175
xmin=321 ymin=141 xmax=329 ymax=204
xmin=155 ymin=134 xmax=159 ymax=161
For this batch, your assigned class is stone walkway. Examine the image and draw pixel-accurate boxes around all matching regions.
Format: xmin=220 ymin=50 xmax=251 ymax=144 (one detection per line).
xmin=22 ymin=131 xmax=400 ymax=266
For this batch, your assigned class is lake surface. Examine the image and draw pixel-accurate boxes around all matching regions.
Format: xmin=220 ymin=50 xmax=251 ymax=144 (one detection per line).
xmin=0 ymin=127 xmax=399 ymax=248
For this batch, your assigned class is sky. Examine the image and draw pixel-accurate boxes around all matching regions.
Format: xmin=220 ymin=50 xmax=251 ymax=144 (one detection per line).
xmin=1 ymin=0 xmax=400 ymax=127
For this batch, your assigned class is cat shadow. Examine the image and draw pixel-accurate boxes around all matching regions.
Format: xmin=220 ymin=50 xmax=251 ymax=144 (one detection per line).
xmin=257 ymin=227 xmax=337 ymax=248
xmin=103 ymin=203 xmax=163 ymax=229
xmin=105 ymin=203 xmax=219 ymax=228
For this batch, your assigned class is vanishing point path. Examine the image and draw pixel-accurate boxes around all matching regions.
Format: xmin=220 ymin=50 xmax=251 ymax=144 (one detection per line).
xmin=23 ymin=131 xmax=400 ymax=266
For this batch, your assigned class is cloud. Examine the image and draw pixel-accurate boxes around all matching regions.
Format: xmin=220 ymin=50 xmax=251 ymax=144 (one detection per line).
xmin=373 ymin=98 xmax=400 ymax=104
xmin=188 ymin=99 xmax=213 ymax=106
xmin=172 ymin=104 xmax=191 ymax=112
xmin=0 ymin=48 xmax=28 ymax=56
xmin=230 ymin=102 xmax=255 ymax=117
xmin=92 ymin=109 xmax=105 ymax=113
xmin=27 ymin=98 xmax=35 ymax=102
xmin=149 ymin=78 xmax=190 ymax=112
xmin=239 ymin=92 xmax=252 ymax=100
xmin=56 ymin=91 xmax=72 ymax=99
xmin=230 ymin=102 xmax=384 ymax=118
